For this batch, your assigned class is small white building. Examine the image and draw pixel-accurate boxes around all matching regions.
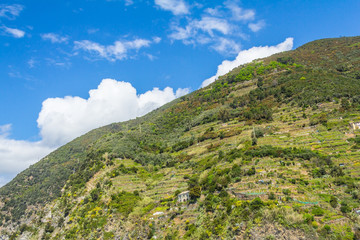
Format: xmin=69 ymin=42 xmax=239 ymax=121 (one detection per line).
xmin=350 ymin=122 xmax=360 ymax=130
xmin=177 ymin=191 xmax=190 ymax=202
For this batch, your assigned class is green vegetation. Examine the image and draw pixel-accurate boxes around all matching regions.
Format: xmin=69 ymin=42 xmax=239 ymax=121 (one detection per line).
xmin=1 ymin=36 xmax=360 ymax=239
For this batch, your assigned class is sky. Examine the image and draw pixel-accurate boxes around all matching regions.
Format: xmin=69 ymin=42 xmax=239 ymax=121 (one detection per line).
xmin=0 ymin=0 xmax=359 ymax=187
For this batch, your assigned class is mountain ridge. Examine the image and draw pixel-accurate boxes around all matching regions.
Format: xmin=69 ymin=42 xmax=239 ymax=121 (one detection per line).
xmin=1 ymin=36 xmax=360 ymax=239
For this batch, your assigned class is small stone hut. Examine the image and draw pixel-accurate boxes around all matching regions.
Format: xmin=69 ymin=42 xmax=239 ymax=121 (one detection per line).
xmin=178 ymin=191 xmax=190 ymax=202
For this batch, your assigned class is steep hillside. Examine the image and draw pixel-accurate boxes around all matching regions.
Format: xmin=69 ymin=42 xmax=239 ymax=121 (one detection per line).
xmin=1 ymin=36 xmax=360 ymax=239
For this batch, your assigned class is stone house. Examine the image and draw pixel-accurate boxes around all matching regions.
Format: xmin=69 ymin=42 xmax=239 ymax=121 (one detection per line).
xmin=178 ymin=191 xmax=190 ymax=202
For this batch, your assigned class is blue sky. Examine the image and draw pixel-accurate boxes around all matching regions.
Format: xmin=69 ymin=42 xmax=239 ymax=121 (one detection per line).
xmin=0 ymin=0 xmax=359 ymax=186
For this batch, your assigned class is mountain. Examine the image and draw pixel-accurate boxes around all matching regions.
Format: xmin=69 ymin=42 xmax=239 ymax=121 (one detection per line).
xmin=1 ymin=36 xmax=360 ymax=239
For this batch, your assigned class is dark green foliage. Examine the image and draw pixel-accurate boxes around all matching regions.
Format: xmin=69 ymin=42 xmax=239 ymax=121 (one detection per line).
xmin=312 ymin=167 xmax=327 ymax=178
xmin=253 ymin=127 xmax=265 ymax=138
xmin=110 ymin=191 xmax=141 ymax=216
xmin=218 ymin=108 xmax=230 ymax=122
xmin=330 ymin=166 xmax=344 ymax=177
xmin=44 ymin=222 xmax=55 ymax=233
xmin=244 ymin=145 xmax=324 ymax=161
xmin=303 ymin=213 xmax=314 ymax=224
xmin=109 ymin=163 xmax=138 ymax=178
xmin=199 ymin=168 xmax=231 ymax=193
xmin=310 ymin=113 xmax=328 ymax=126
xmin=231 ymin=164 xmax=242 ymax=178
xmin=2 ymin=36 xmax=360 ymax=237
xmin=172 ymin=138 xmax=194 ymax=152
xmin=277 ymin=56 xmax=295 ymax=65
xmin=243 ymin=105 xmax=273 ymax=122
xmin=90 ymin=189 xmax=100 ymax=202
xmin=341 ymin=98 xmax=351 ymax=110
xmin=340 ymin=202 xmax=351 ymax=213
xmin=189 ymin=186 xmax=201 ymax=202
xmin=246 ymin=167 xmax=256 ymax=176
xmin=311 ymin=206 xmax=324 ymax=216
xmin=251 ymin=134 xmax=257 ymax=146
xmin=329 ymin=196 xmax=338 ymax=208
xmin=268 ymin=192 xmax=276 ymax=200
xmin=282 ymin=189 xmax=291 ymax=196
xmin=250 ymin=197 xmax=264 ymax=211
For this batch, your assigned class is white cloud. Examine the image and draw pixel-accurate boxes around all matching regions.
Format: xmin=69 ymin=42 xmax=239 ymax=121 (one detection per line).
xmin=0 ymin=124 xmax=54 ymax=185
xmin=212 ymin=37 xmax=241 ymax=54
xmin=204 ymin=7 xmax=222 ymax=17
xmin=87 ymin=28 xmax=99 ymax=34
xmin=124 ymin=0 xmax=134 ymax=6
xmin=74 ymin=37 xmax=159 ymax=61
xmin=248 ymin=20 xmax=266 ymax=32
xmin=175 ymin=88 xmax=190 ymax=97
xmin=0 ymin=124 xmax=11 ymax=137
xmin=169 ymin=16 xmax=231 ymax=41
xmin=168 ymin=2 xmax=260 ymax=55
xmin=154 ymin=0 xmax=189 ymax=15
xmin=0 ymin=79 xmax=189 ymax=186
xmin=37 ymin=79 xmax=189 ymax=146
xmin=146 ymin=53 xmax=157 ymax=61
xmin=41 ymin=33 xmax=68 ymax=43
xmin=201 ymin=37 xmax=294 ymax=88
xmin=152 ymin=36 xmax=162 ymax=43
xmin=169 ymin=16 xmax=236 ymax=52
xmin=193 ymin=17 xmax=231 ymax=36
xmin=2 ymin=26 xmax=25 ymax=38
xmin=225 ymin=1 xmax=255 ymax=21
xmin=0 ymin=4 xmax=24 ymax=20
xmin=28 ymin=58 xmax=36 ymax=68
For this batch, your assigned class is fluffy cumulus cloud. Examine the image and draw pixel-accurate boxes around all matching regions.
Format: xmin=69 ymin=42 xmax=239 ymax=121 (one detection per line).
xmin=0 ymin=125 xmax=54 ymax=187
xmin=41 ymin=33 xmax=68 ymax=43
xmin=37 ymin=79 xmax=189 ymax=146
xmin=1 ymin=26 xmax=25 ymax=38
xmin=154 ymin=0 xmax=189 ymax=15
xmin=74 ymin=37 xmax=160 ymax=61
xmin=0 ymin=79 xmax=189 ymax=186
xmin=201 ymin=37 xmax=294 ymax=88
xmin=167 ymin=1 xmax=263 ymax=54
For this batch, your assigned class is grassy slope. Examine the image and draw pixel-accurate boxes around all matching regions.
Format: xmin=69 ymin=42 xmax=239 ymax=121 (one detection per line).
xmin=1 ymin=36 xmax=360 ymax=239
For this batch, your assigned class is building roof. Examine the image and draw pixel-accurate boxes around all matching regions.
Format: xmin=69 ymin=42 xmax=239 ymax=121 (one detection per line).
xmin=179 ymin=191 xmax=190 ymax=195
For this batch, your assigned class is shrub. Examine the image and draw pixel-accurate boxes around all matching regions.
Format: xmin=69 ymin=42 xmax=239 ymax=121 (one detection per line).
xmin=282 ymin=189 xmax=291 ymax=196
xmin=189 ymin=186 xmax=201 ymax=202
xmin=268 ymin=192 xmax=276 ymax=200
xmin=340 ymin=202 xmax=351 ymax=213
xmin=246 ymin=167 xmax=256 ymax=176
xmin=250 ymin=197 xmax=264 ymax=211
xmin=277 ymin=56 xmax=294 ymax=65
xmin=329 ymin=196 xmax=338 ymax=208
xmin=303 ymin=213 xmax=314 ymax=224
xmin=311 ymin=206 xmax=324 ymax=216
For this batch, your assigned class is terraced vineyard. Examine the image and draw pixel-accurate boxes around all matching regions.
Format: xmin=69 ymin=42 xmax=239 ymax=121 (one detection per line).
xmin=1 ymin=36 xmax=360 ymax=239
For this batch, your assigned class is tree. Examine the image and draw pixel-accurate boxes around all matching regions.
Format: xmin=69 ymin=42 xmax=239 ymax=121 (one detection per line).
xmin=341 ymin=98 xmax=351 ymax=111
xmin=218 ymin=109 xmax=230 ymax=122
xmin=189 ymin=186 xmax=201 ymax=202
xmin=329 ymin=196 xmax=338 ymax=208
xmin=340 ymin=202 xmax=351 ymax=213
xmin=268 ymin=192 xmax=276 ymax=200
xmin=277 ymin=56 xmax=294 ymax=65
xmin=250 ymin=197 xmax=264 ymax=210
xmin=330 ymin=166 xmax=344 ymax=177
